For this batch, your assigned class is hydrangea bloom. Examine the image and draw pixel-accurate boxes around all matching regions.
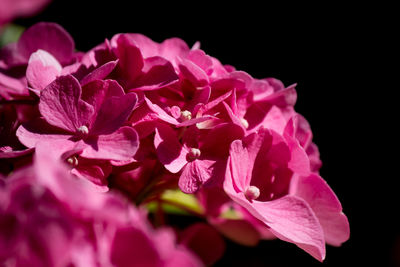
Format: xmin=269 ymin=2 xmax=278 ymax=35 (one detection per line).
xmin=0 ymin=0 xmax=51 ymax=27
xmin=0 ymin=147 xmax=201 ymax=266
xmin=0 ymin=22 xmax=349 ymax=265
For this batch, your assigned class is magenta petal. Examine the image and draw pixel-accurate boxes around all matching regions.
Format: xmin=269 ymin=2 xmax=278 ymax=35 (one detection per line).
xmin=154 ymin=124 xmax=188 ymax=173
xmin=0 ymin=147 xmax=34 ymax=159
xmin=81 ymin=79 xmax=124 ymax=115
xmin=0 ymin=71 xmax=28 ymax=97
xmin=18 ymin=22 xmax=75 ymax=64
xmin=16 ymin=118 xmax=73 ymax=148
xmin=179 ymin=58 xmax=209 ymax=87
xmin=144 ymin=97 xmax=179 ymax=125
xmin=250 ymin=196 xmax=325 ymax=261
xmin=180 ymin=223 xmax=225 ymax=266
xmin=225 ymin=165 xmax=325 ymax=261
xmin=292 ymin=174 xmax=350 ymax=246
xmin=39 ymin=75 xmax=95 ymax=133
xmin=80 ymin=60 xmax=118 ymax=86
xmin=132 ymin=56 xmax=178 ymax=90
xmin=90 ymin=92 xmax=138 ymax=135
xmin=176 ymin=115 xmax=214 ymax=128
xmin=115 ymin=34 xmax=144 ymax=81
xmin=179 ymin=160 xmax=215 ymax=194
xmin=26 ymin=49 xmax=62 ymax=92
xmin=81 ymin=126 xmax=139 ymax=161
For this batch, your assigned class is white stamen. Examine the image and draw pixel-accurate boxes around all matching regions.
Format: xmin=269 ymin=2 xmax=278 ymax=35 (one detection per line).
xmin=77 ymin=125 xmax=89 ymax=135
xmin=240 ymin=118 xmax=249 ymax=129
xmin=245 ymin=186 xmax=260 ymax=200
xmin=187 ymin=148 xmax=201 ymax=161
xmin=180 ymin=110 xmax=192 ymax=121
xmin=67 ymin=156 xmax=78 ymax=167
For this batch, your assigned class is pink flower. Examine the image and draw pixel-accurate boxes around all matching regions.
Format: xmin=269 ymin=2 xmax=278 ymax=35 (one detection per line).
xmin=224 ymin=127 xmax=349 ymax=261
xmin=0 ymin=147 xmax=201 ymax=266
xmin=17 ymin=75 xmax=139 ymax=162
xmin=154 ymin=122 xmax=243 ymax=193
xmin=0 ymin=22 xmax=75 ymax=68
xmin=0 ymin=0 xmax=51 ymax=27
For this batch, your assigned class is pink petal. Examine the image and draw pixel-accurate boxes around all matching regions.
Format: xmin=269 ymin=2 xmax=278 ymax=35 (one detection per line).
xmin=175 ymin=115 xmax=214 ymax=128
xmin=291 ymin=174 xmax=350 ymax=246
xmin=71 ymin=159 xmax=112 ymax=192
xmin=200 ymin=123 xmax=245 ymax=158
xmin=81 ymin=79 xmax=124 ymax=115
xmin=179 ymin=58 xmax=209 ymax=87
xmin=144 ymin=97 xmax=179 ymax=125
xmin=18 ymin=22 xmax=75 ymax=65
xmin=39 ymin=75 xmax=95 ymax=133
xmin=0 ymin=71 xmax=28 ymax=97
xmin=154 ymin=124 xmax=188 ymax=173
xmin=179 ymin=223 xmax=225 ymax=266
xmin=90 ymin=92 xmax=138 ymax=135
xmin=26 ymin=49 xmax=62 ymax=92
xmin=250 ymin=196 xmax=325 ymax=261
xmin=16 ymin=118 xmax=73 ymax=148
xmin=80 ymin=60 xmax=118 ymax=86
xmin=131 ymin=56 xmax=178 ymax=90
xmin=111 ymin=227 xmax=161 ymax=267
xmin=114 ymin=34 xmax=144 ymax=82
xmin=263 ymin=83 xmax=297 ymax=107
xmin=159 ymin=38 xmax=190 ymax=61
xmin=224 ymin=153 xmax=326 ymax=261
xmin=81 ymin=126 xmax=139 ymax=161
xmin=0 ymin=147 xmax=34 ymax=159
xmin=179 ymin=159 xmax=215 ymax=194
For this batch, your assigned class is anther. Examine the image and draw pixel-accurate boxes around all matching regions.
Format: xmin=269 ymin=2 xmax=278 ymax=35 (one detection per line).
xmin=67 ymin=156 xmax=78 ymax=167
xmin=244 ymin=186 xmax=260 ymax=200
xmin=180 ymin=110 xmax=192 ymax=121
xmin=187 ymin=148 xmax=201 ymax=161
xmin=76 ymin=125 xmax=89 ymax=135
xmin=240 ymin=118 xmax=249 ymax=129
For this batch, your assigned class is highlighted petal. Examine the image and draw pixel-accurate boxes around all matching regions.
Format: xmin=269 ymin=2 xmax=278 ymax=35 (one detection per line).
xmin=39 ymin=75 xmax=95 ymax=133
xmin=26 ymin=49 xmax=62 ymax=92
xmin=292 ymin=174 xmax=350 ymax=246
xmin=82 ymin=126 xmax=139 ymax=161
xmin=18 ymin=22 xmax=75 ymax=65
xmin=154 ymin=124 xmax=188 ymax=173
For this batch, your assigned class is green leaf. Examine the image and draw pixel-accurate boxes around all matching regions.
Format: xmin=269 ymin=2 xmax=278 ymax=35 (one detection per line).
xmin=0 ymin=24 xmax=25 ymax=47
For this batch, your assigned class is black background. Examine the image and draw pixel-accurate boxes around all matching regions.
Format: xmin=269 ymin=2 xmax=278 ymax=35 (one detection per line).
xmin=14 ymin=1 xmax=395 ymax=266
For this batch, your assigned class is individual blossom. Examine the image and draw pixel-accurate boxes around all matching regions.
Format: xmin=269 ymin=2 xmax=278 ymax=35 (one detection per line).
xmin=16 ymin=74 xmax=139 ymax=166
xmin=224 ymin=127 xmax=350 ymax=261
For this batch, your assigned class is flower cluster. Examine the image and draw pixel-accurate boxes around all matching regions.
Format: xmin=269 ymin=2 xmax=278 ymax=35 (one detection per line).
xmin=0 ymin=22 xmax=349 ymax=265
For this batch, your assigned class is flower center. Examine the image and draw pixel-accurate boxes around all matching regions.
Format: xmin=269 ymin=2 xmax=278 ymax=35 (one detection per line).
xmin=66 ymin=156 xmax=78 ymax=167
xmin=76 ymin=125 xmax=89 ymax=135
xmin=240 ymin=118 xmax=249 ymax=129
xmin=180 ymin=110 xmax=192 ymax=121
xmin=244 ymin=186 xmax=260 ymax=200
xmin=187 ymin=148 xmax=201 ymax=161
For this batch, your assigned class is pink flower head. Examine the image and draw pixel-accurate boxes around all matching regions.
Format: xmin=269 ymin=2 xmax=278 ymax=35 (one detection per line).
xmin=17 ymin=75 xmax=139 ymax=162
xmin=224 ymin=127 xmax=349 ymax=261
xmin=0 ymin=22 xmax=75 ymax=68
xmin=0 ymin=146 xmax=201 ymax=266
xmin=0 ymin=0 xmax=51 ymax=27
